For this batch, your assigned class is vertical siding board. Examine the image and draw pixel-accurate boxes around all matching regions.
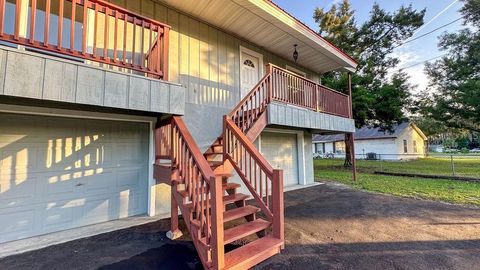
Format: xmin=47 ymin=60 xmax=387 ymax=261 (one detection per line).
xmin=188 ymin=17 xmax=200 ymax=105
xmin=225 ymin=35 xmax=236 ymax=108
xmin=208 ymin=26 xmax=218 ymax=107
xmin=198 ymin=23 xmax=209 ymax=106
xmin=217 ymin=31 xmax=227 ymax=109
xmin=167 ymin=9 xmax=179 ymax=83
xmin=141 ymin=0 xmax=154 ymax=19
xmin=232 ymin=37 xmax=240 ymax=106
xmin=178 ymin=14 xmax=189 ymax=101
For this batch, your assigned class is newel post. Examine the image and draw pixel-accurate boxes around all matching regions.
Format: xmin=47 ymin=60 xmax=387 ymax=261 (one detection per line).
xmin=347 ymin=72 xmax=353 ymax=119
xmin=267 ymin=64 xmax=273 ymax=103
xmin=272 ymin=169 xmax=284 ymax=249
xmin=162 ymin=26 xmax=170 ymax=81
xmin=211 ymin=175 xmax=225 ymax=269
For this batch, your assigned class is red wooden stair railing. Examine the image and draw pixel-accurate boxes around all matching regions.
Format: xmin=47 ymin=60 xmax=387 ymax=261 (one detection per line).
xmin=0 ymin=0 xmax=169 ymax=79
xmin=155 ymin=64 xmax=353 ymax=270
xmin=155 ymin=116 xmax=223 ymax=269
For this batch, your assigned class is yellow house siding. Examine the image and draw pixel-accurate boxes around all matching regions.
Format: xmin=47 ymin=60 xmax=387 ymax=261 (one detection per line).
xmin=106 ymin=0 xmax=321 ymax=109
xmin=396 ymin=125 xmax=427 ymax=158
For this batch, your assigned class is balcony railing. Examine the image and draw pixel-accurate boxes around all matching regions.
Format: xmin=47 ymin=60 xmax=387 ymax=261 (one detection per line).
xmin=269 ymin=64 xmax=352 ymax=118
xmin=0 ymin=0 xmax=170 ymax=79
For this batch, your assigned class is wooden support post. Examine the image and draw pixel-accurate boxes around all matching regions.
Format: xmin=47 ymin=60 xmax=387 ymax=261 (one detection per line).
xmin=267 ymin=64 xmax=273 ymax=103
xmin=272 ymin=169 xmax=284 ymax=249
xmin=211 ymin=175 xmax=225 ymax=269
xmin=347 ymin=72 xmax=353 ymax=119
xmin=162 ymin=26 xmax=169 ymax=81
xmin=166 ymin=183 xmax=183 ymax=240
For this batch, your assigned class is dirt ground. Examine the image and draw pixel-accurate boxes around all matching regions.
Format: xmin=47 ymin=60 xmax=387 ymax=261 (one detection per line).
xmin=1 ymin=182 xmax=479 ymax=270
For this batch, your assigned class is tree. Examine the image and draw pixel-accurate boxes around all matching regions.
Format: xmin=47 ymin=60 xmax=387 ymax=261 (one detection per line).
xmin=314 ymin=1 xmax=425 ymax=129
xmin=422 ymin=0 xmax=480 ymax=133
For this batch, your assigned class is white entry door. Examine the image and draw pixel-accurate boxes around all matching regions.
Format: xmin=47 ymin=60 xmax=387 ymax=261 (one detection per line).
xmin=240 ymin=47 xmax=263 ymax=99
xmin=0 ymin=113 xmax=149 ymax=243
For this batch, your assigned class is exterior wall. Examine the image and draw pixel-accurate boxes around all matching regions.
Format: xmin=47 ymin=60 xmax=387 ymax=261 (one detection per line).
xmin=395 ymin=126 xmax=427 ymax=159
xmin=303 ymin=131 xmax=315 ymax=185
xmin=267 ymin=102 xmax=355 ymax=134
xmin=353 ymin=139 xmax=397 ymax=160
xmin=107 ymin=0 xmax=322 ymax=150
xmin=0 ymin=46 xmax=185 ymax=115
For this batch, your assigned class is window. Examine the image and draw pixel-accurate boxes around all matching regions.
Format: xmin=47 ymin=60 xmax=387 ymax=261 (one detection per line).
xmin=403 ymin=140 xmax=408 ymax=153
xmin=243 ymin=59 xmax=255 ymax=68
xmin=413 ymin=141 xmax=418 ymax=153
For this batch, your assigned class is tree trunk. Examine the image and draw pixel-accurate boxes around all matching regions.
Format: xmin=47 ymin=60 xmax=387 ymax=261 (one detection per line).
xmin=344 ymin=133 xmax=353 ymax=167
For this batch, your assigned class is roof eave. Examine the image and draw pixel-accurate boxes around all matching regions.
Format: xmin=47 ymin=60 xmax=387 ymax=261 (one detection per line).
xmin=256 ymin=0 xmax=358 ymax=71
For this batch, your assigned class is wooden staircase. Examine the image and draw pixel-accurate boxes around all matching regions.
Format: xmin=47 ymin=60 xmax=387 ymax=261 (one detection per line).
xmin=154 ymin=65 xmax=284 ymax=269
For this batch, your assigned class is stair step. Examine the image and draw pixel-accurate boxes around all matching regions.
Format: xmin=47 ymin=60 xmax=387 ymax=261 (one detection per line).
xmin=208 ymin=161 xmax=223 ymax=168
xmin=223 ymin=182 xmax=240 ymax=191
xmin=204 ymin=152 xmax=222 ymax=156
xmin=178 ymin=182 xmax=239 ymax=197
xmin=216 ymin=172 xmax=234 ymax=178
xmin=178 ymin=183 xmax=240 ymax=198
xmin=185 ymin=193 xmax=249 ymax=210
xmin=223 ymin=205 xmax=259 ymax=223
xmin=224 ymin=219 xmax=270 ymax=245
xmin=224 ymin=235 xmax=283 ymax=270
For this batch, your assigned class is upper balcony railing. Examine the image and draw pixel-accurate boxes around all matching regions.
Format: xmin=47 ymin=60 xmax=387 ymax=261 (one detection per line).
xmin=268 ymin=64 xmax=352 ymax=118
xmin=0 ymin=0 xmax=170 ymax=80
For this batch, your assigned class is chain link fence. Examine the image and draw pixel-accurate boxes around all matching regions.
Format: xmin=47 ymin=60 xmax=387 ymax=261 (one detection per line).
xmin=314 ymin=153 xmax=480 ymax=179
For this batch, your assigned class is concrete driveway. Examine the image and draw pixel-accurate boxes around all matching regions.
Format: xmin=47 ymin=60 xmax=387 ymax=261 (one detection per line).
xmin=1 ymin=182 xmax=479 ymax=270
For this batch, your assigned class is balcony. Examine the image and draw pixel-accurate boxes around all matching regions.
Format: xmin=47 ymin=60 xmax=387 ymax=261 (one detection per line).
xmin=267 ymin=64 xmax=355 ymax=133
xmin=0 ymin=0 xmax=169 ymax=79
xmin=0 ymin=0 xmax=185 ymax=115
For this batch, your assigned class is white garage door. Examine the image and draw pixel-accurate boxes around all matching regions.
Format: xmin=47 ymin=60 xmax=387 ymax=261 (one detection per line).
xmin=0 ymin=113 xmax=149 ymax=243
xmin=261 ymin=132 xmax=299 ymax=187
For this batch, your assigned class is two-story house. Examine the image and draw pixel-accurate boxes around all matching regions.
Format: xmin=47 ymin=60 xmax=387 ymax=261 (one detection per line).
xmin=0 ymin=0 xmax=357 ymax=269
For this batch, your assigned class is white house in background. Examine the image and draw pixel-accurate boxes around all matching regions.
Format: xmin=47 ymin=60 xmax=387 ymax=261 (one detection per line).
xmin=313 ymin=122 xmax=428 ymax=160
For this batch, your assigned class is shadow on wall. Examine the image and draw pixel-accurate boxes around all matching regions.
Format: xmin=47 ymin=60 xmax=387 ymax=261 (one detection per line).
xmin=0 ymin=113 xmax=149 ymax=243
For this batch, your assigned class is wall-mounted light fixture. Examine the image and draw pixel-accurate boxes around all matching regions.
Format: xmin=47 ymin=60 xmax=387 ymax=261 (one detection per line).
xmin=293 ymin=44 xmax=298 ymax=63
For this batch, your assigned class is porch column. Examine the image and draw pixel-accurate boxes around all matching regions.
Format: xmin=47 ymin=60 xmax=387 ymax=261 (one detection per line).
xmin=348 ymin=72 xmax=353 ymax=119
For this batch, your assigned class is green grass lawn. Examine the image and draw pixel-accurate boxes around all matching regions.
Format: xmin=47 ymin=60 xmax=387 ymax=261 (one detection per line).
xmin=316 ymin=157 xmax=480 ymax=178
xmin=314 ymin=159 xmax=480 ymax=206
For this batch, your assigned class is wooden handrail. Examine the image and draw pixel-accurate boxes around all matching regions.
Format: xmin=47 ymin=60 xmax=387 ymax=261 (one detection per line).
xmin=171 ymin=116 xmax=215 ymax=180
xmin=156 ymin=116 xmax=221 ymax=268
xmin=228 ymin=73 xmax=270 ymax=118
xmin=268 ymin=63 xmax=349 ymax=97
xmin=224 ymin=117 xmax=276 ymax=220
xmin=269 ymin=64 xmax=351 ymax=118
xmin=225 ymin=118 xmax=274 ymax=176
xmin=0 ymin=0 xmax=170 ymax=79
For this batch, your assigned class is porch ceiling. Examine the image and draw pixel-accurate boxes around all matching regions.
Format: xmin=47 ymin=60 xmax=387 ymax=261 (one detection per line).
xmin=158 ymin=0 xmax=358 ymax=73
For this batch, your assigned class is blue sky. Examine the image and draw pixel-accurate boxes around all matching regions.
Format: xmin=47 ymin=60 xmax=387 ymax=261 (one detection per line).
xmin=273 ymin=0 xmax=465 ymax=92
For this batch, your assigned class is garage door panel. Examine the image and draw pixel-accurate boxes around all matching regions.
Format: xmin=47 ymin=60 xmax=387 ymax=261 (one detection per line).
xmin=81 ymin=197 xmax=114 ymax=225
xmin=115 ymin=143 xmax=148 ymax=165
xmin=261 ymin=132 xmax=299 ymax=187
xmin=118 ymin=191 xmax=144 ymax=218
xmin=82 ymin=171 xmax=115 ymax=196
xmin=0 ymin=208 xmax=35 ymax=240
xmin=116 ymin=169 xmax=144 ymax=191
xmin=0 ymin=173 xmax=37 ymax=207
xmin=0 ymin=113 xmax=150 ymax=243
xmin=43 ymin=202 xmax=77 ymax=228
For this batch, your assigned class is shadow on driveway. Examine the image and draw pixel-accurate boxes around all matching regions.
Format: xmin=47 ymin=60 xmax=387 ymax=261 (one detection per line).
xmin=0 ymin=182 xmax=479 ymax=270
